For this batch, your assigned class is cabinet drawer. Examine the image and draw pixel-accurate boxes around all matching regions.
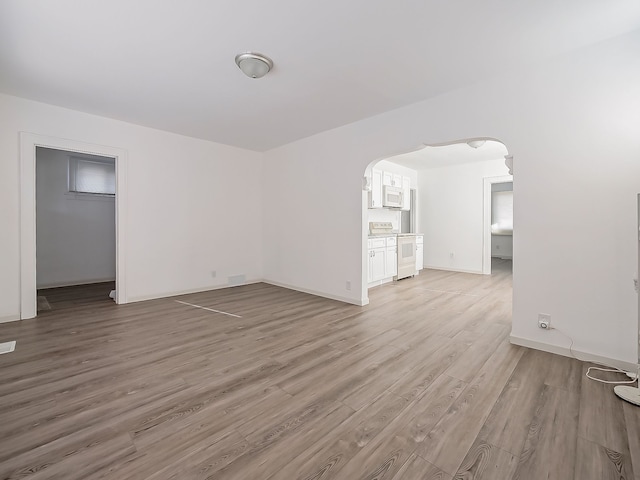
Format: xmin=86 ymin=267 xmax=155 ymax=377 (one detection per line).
xmin=386 ymin=236 xmax=397 ymax=247
xmin=416 ymin=235 xmax=424 ymax=244
xmin=368 ymin=238 xmax=387 ymax=249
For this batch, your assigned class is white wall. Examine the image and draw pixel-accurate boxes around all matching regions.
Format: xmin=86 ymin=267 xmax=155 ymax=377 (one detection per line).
xmin=417 ymin=159 xmax=509 ymax=273
xmin=263 ymin=30 xmax=640 ymax=366
xmin=0 ymin=93 xmax=263 ymax=321
xmin=36 ymin=148 xmax=116 ymax=288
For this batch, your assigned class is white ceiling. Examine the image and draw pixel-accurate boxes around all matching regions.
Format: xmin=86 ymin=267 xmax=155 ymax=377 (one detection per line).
xmin=387 ymin=140 xmax=509 ymax=171
xmin=1 ymin=1 xmax=640 ymax=151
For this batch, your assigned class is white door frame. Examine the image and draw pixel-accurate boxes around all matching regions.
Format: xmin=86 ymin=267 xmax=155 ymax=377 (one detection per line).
xmin=19 ymin=132 xmax=128 ymax=319
xmin=482 ymin=174 xmax=513 ymax=275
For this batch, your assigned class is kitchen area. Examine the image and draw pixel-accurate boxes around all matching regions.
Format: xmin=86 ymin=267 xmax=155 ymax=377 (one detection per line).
xmin=365 ymin=160 xmax=423 ymax=288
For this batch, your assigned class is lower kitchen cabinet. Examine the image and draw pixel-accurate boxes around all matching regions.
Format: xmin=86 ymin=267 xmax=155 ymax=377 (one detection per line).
xmin=368 ymin=247 xmax=386 ymax=282
xmin=416 ymin=235 xmax=424 ymax=272
xmin=368 ymin=236 xmax=397 ymax=285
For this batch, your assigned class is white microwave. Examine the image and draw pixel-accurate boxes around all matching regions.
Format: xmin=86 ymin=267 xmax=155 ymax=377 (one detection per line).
xmin=383 ymin=185 xmax=403 ymax=208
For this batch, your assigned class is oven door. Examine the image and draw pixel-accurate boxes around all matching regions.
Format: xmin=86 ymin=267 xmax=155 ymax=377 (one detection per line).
xmin=396 ymin=235 xmax=417 ymax=280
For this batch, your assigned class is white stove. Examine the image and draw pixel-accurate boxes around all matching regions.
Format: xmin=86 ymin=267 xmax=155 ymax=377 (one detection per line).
xmin=369 ymin=221 xmax=395 ymax=235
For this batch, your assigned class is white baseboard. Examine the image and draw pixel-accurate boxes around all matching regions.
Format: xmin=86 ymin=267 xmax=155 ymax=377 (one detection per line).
xmin=510 ymin=335 xmax=638 ymax=372
xmin=424 ymin=265 xmax=484 ymax=275
xmin=263 ymin=280 xmax=366 ymax=306
xmin=37 ymin=278 xmax=116 ymax=289
xmin=0 ymin=314 xmax=20 ymax=324
xmin=127 ymin=279 xmax=262 ymax=303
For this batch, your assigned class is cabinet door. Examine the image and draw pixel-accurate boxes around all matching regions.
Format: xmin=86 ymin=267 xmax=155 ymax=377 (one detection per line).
xmin=367 ymin=250 xmax=374 ymax=282
xmin=370 ymin=248 xmax=386 ymax=281
xmin=386 ymin=246 xmax=397 ymax=277
xmin=402 ymin=177 xmax=411 ymax=211
xmin=382 ymin=171 xmax=393 ymax=186
xmin=416 ymin=244 xmax=424 ymax=271
xmin=369 ymin=169 xmax=383 ymax=208
xmin=393 ymin=174 xmax=402 ymax=188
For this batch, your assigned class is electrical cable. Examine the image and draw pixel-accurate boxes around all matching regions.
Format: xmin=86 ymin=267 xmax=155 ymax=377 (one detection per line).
xmin=552 ymin=325 xmax=639 ymax=385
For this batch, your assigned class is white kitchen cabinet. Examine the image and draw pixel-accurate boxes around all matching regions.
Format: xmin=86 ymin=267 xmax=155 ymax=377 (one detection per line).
xmin=368 ymin=247 xmax=386 ymax=282
xmin=392 ymin=174 xmax=402 ymax=188
xmin=368 ymin=169 xmax=383 ymax=208
xmin=416 ymin=235 xmax=424 ymax=272
xmin=401 ymin=176 xmax=411 ymax=211
xmin=382 ymin=171 xmax=393 ymax=187
xmin=368 ymin=237 xmax=397 ymax=284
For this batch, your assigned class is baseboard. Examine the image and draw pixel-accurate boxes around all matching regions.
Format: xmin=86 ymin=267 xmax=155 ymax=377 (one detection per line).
xmin=0 ymin=314 xmax=20 ymax=324
xmin=127 ymin=280 xmax=262 ymax=303
xmin=510 ymin=335 xmax=638 ymax=372
xmin=37 ymin=278 xmax=116 ymax=289
xmin=424 ymin=265 xmax=484 ymax=275
xmin=262 ymin=280 xmax=366 ymax=306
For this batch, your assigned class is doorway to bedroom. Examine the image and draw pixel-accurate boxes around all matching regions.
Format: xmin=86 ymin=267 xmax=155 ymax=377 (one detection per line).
xmin=35 ymin=147 xmax=116 ymax=313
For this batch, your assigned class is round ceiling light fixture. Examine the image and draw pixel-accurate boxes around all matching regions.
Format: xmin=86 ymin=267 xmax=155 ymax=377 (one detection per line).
xmin=235 ymin=52 xmax=273 ymax=79
xmin=467 ymin=140 xmax=486 ymax=149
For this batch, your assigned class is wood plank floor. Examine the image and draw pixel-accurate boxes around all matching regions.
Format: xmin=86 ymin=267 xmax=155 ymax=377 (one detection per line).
xmin=0 ymin=261 xmax=638 ymax=479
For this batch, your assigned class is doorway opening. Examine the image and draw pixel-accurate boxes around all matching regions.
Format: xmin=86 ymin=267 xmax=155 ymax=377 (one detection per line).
xmin=484 ymin=177 xmax=513 ymax=276
xmin=19 ymin=133 xmax=128 ymax=320
xmin=362 ymin=138 xmax=512 ymax=305
xmin=36 ymin=147 xmax=117 ymax=313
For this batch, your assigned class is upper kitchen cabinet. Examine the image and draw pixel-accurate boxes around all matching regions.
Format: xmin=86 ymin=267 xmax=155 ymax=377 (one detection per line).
xmin=367 ymin=163 xmax=415 ymax=210
xmin=368 ymin=168 xmax=383 ymax=208
xmin=382 ymin=170 xmax=393 ymax=187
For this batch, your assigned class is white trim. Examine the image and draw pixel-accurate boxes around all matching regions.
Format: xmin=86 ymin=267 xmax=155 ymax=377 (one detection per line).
xmin=263 ymin=280 xmax=367 ymax=306
xmin=19 ymin=133 xmax=128 ymax=319
xmin=510 ymin=335 xmax=638 ymax=372
xmin=126 ymin=280 xmax=262 ymax=303
xmin=37 ymin=278 xmax=116 ymax=289
xmin=483 ymin=174 xmax=513 ymax=275
xmin=424 ymin=265 xmax=484 ymax=275
xmin=0 ymin=315 xmax=20 ymax=324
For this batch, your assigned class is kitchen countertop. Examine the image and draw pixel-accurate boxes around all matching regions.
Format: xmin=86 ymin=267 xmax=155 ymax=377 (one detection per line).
xmin=368 ymin=232 xmax=423 ymax=237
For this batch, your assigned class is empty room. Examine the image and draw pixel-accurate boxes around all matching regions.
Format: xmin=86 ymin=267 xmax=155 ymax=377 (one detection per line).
xmin=1 ymin=2 xmax=640 ymax=479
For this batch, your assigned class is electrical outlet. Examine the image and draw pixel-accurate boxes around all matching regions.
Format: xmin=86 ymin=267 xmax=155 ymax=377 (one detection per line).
xmin=449 ymin=252 xmax=454 ymax=259
xmin=345 ymin=281 xmax=351 ymax=291
xmin=538 ymin=313 xmax=551 ymax=329
xmin=211 ymin=270 xmax=217 ymax=278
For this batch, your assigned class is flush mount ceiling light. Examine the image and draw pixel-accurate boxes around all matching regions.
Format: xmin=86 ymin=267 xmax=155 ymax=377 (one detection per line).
xmin=235 ymin=52 xmax=273 ymax=79
xmin=467 ymin=140 xmax=486 ymax=149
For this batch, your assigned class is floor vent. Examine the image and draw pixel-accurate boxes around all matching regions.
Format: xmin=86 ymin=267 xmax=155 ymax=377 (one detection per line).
xmin=0 ymin=341 xmax=16 ymax=355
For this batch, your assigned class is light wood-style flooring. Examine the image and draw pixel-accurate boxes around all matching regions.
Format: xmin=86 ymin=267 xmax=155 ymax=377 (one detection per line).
xmin=0 ymin=261 xmax=638 ymax=479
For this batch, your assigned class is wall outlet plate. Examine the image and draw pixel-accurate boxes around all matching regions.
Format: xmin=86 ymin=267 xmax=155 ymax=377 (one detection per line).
xmin=538 ymin=313 xmax=551 ymax=329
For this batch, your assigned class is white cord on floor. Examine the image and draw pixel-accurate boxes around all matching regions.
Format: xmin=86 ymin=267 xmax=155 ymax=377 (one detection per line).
xmin=552 ymin=326 xmax=639 ymax=385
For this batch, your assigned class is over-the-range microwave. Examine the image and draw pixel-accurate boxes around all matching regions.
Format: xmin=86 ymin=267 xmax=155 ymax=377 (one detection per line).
xmin=382 ymin=185 xmax=403 ymax=208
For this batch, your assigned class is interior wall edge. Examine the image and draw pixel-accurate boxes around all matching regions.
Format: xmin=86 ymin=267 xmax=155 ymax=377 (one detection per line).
xmin=0 ymin=315 xmax=20 ymax=324
xmin=125 ymin=279 xmax=264 ymax=304
xmin=510 ymin=334 xmax=637 ymax=371
xmin=262 ymin=279 xmax=366 ymax=306
xmin=422 ymin=265 xmax=484 ymax=275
